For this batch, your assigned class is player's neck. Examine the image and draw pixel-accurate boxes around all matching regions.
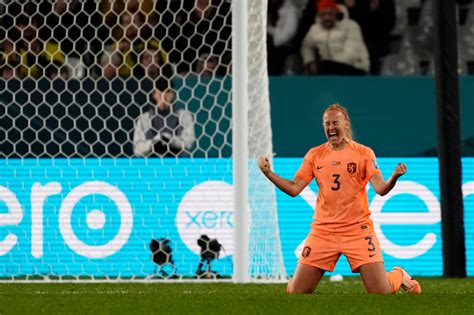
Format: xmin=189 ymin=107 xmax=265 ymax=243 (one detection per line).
xmin=328 ymin=139 xmax=350 ymax=151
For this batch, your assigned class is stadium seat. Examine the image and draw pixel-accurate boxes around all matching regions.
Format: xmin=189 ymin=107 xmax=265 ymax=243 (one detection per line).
xmin=459 ymin=15 xmax=474 ymax=49
xmin=383 ymin=28 xmax=426 ymax=76
xmin=404 ymin=25 xmax=433 ymax=63
xmin=418 ymin=1 xmax=434 ymax=28
xmin=282 ymin=54 xmax=304 ymax=75
xmin=392 ymin=0 xmax=422 ymax=36
xmin=381 ymin=51 xmax=421 ymax=76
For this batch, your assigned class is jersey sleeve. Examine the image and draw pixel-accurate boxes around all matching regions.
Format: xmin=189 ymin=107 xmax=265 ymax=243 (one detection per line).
xmin=365 ymin=148 xmax=381 ymax=180
xmin=295 ymin=149 xmax=315 ymax=184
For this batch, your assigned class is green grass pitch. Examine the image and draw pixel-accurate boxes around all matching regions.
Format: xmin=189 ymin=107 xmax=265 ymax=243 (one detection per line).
xmin=0 ymin=277 xmax=473 ymax=314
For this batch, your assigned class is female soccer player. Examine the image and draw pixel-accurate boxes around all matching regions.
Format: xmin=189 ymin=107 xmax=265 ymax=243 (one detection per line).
xmin=258 ymin=104 xmax=421 ymax=294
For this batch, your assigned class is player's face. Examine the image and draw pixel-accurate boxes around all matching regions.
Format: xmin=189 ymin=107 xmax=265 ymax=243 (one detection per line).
xmin=323 ymin=110 xmax=348 ymax=145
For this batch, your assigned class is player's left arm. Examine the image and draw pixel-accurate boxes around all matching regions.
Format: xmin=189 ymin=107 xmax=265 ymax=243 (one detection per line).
xmin=369 ymin=163 xmax=407 ymax=196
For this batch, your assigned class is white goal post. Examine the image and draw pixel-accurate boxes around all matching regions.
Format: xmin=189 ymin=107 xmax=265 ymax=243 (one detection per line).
xmin=232 ymin=0 xmax=250 ymax=283
xmin=232 ymin=0 xmax=287 ymax=283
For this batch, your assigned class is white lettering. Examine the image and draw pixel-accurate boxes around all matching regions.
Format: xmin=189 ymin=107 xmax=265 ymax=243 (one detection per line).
xmin=58 ymin=181 xmax=133 ymax=258
xmin=176 ymin=181 xmax=234 ymax=256
xmin=86 ymin=210 xmax=106 ymax=230
xmin=462 ymin=181 xmax=474 ymax=198
xmin=299 ymin=186 xmax=318 ymax=208
xmin=0 ymin=186 xmax=24 ymax=255
xmin=370 ymin=181 xmax=441 ymax=259
xmin=293 ymin=186 xmax=319 ymax=258
xmin=31 ymin=182 xmax=62 ymax=258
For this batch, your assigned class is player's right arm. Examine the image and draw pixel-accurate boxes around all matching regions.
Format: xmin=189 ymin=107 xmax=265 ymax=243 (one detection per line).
xmin=258 ymin=156 xmax=309 ymax=197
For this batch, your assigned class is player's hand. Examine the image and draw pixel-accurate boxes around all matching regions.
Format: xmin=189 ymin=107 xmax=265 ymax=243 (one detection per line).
xmin=152 ymin=133 xmax=162 ymax=143
xmin=258 ymin=156 xmax=271 ymax=175
xmin=393 ymin=163 xmax=407 ymax=179
xmin=161 ymin=132 xmax=172 ymax=142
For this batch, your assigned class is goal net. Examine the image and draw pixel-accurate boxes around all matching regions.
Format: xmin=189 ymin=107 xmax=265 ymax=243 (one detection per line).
xmin=0 ymin=0 xmax=286 ymax=282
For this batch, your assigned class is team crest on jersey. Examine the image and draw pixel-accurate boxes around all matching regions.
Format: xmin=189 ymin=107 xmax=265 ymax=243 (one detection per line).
xmin=302 ymin=246 xmax=311 ymax=258
xmin=347 ymin=162 xmax=357 ymax=174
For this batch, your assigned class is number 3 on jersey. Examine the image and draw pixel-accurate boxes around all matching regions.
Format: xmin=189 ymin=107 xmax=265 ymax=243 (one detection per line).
xmin=331 ymin=174 xmax=340 ymax=191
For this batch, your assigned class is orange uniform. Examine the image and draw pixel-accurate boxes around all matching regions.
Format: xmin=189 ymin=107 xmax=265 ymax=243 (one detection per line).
xmin=295 ymin=140 xmax=383 ymax=272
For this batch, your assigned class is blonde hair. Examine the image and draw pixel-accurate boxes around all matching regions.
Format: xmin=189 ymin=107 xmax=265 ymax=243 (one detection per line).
xmin=323 ymin=103 xmax=353 ymax=140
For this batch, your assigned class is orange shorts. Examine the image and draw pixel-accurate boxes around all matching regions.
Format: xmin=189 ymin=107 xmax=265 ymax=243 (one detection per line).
xmin=298 ymin=226 xmax=384 ymax=273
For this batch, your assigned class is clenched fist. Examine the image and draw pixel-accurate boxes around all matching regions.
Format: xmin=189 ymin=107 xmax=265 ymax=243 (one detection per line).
xmin=393 ymin=163 xmax=407 ymax=179
xmin=258 ymin=156 xmax=271 ymax=175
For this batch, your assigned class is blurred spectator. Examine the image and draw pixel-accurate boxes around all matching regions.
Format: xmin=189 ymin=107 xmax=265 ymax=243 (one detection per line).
xmin=102 ymin=0 xmax=156 ymax=35
xmin=111 ymin=12 xmax=167 ymax=77
xmin=0 ymin=62 xmax=17 ymax=80
xmin=292 ymin=0 xmax=318 ymax=59
xmin=8 ymin=0 xmax=104 ymax=79
xmin=341 ymin=0 xmax=370 ymax=26
xmin=136 ymin=46 xmax=165 ymax=79
xmin=342 ymin=0 xmax=395 ymax=74
xmin=1 ymin=1 xmax=37 ymax=74
xmin=195 ymin=52 xmax=230 ymax=76
xmin=46 ymin=62 xmax=70 ymax=80
xmin=1 ymin=66 xmax=14 ymax=80
xmin=37 ymin=1 xmax=104 ymax=57
xmin=10 ymin=15 xmax=67 ymax=79
xmin=0 ymin=1 xmax=102 ymax=77
xmin=100 ymin=47 xmax=123 ymax=79
xmin=0 ymin=38 xmax=19 ymax=78
xmin=267 ymin=0 xmax=300 ymax=75
xmin=301 ymin=0 xmax=369 ymax=75
xmin=195 ymin=53 xmax=218 ymax=76
xmin=1 ymin=1 xmax=37 ymax=29
xmin=133 ymin=77 xmax=195 ymax=157
xmin=102 ymin=0 xmax=154 ymax=15
xmin=160 ymin=0 xmax=232 ymax=75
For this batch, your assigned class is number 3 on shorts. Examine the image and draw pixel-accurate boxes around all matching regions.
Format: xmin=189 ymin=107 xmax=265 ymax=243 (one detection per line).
xmin=364 ymin=236 xmax=376 ymax=252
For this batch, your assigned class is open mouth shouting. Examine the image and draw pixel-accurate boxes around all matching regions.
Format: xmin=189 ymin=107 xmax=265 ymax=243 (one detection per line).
xmin=327 ymin=130 xmax=339 ymax=142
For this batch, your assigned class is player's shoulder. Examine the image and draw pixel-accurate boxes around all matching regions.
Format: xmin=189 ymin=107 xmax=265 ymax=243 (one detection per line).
xmin=349 ymin=140 xmax=375 ymax=156
xmin=304 ymin=143 xmax=327 ymax=158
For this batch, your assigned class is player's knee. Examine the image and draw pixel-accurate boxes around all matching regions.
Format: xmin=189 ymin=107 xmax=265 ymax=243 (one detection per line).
xmin=366 ymin=284 xmax=392 ymax=294
xmin=286 ymin=282 xmax=314 ymax=294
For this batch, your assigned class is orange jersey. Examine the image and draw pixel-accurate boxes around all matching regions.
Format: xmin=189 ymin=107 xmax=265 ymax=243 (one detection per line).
xmin=295 ymin=140 xmax=381 ymax=233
